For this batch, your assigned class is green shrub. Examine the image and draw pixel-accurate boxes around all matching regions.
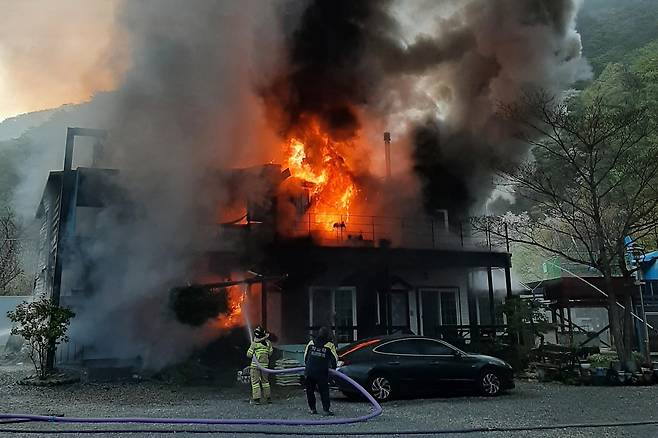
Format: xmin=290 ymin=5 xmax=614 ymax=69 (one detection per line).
xmin=7 ymin=295 xmax=75 ymax=379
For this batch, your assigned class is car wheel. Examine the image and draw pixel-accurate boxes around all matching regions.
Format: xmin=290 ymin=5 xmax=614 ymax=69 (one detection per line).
xmin=368 ymin=374 xmax=394 ymax=402
xmin=479 ymin=369 xmax=502 ymax=396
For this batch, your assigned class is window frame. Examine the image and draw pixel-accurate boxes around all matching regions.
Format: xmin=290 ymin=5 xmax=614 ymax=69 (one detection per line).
xmin=309 ymin=286 xmax=357 ymax=341
xmin=373 ymin=337 xmax=462 ymax=357
xmin=418 ymin=287 xmax=461 ymax=336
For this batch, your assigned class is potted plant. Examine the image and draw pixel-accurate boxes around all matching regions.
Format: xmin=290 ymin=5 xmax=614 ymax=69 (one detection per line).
xmin=587 ymin=353 xmax=615 ymax=385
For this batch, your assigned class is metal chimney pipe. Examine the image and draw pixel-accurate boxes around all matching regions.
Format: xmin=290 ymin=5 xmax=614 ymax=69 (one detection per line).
xmin=384 ymin=132 xmax=391 ymax=180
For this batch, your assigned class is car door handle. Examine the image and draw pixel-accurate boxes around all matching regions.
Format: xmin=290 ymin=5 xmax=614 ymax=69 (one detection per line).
xmin=430 ymin=361 xmax=441 ymax=365
xmin=387 ymin=361 xmax=400 ymax=366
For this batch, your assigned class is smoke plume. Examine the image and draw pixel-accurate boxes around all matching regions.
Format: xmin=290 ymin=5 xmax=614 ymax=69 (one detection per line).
xmin=5 ymin=0 xmax=591 ymax=366
xmin=266 ymin=0 xmax=591 ymax=219
xmin=66 ymin=0 xmax=282 ymax=365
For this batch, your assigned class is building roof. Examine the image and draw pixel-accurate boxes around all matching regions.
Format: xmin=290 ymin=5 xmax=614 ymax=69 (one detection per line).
xmin=528 ymin=276 xmax=637 ymax=308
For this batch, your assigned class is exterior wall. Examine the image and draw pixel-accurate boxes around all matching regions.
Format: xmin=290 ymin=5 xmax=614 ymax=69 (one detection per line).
xmin=270 ymin=246 xmax=511 ymax=345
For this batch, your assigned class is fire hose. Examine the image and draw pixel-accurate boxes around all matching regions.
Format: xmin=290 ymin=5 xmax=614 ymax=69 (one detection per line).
xmin=0 ymin=362 xmax=382 ymax=427
xmin=3 ymin=365 xmax=658 ymax=435
xmin=0 ymin=282 xmax=383 ymax=430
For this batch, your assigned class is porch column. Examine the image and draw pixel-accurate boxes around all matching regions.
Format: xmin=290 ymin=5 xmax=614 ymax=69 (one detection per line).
xmin=567 ymin=301 xmax=574 ymax=345
xmin=552 ymin=308 xmax=559 ymax=343
xmin=504 ymin=266 xmax=513 ymax=299
xmin=467 ymin=271 xmax=479 ymax=343
xmin=487 ymin=266 xmax=495 ymax=337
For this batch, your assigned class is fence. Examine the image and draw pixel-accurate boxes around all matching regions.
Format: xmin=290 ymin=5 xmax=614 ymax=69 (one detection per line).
xmin=431 ymin=324 xmax=510 ymax=348
xmin=289 ymin=213 xmax=504 ymax=251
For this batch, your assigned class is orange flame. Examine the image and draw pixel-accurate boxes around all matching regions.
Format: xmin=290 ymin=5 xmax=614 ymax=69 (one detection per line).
xmin=213 ymin=285 xmax=245 ymax=330
xmin=284 ymin=117 xmax=358 ymax=229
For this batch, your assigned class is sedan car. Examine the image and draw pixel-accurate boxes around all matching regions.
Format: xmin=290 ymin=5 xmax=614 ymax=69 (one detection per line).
xmin=331 ymin=335 xmax=514 ymax=401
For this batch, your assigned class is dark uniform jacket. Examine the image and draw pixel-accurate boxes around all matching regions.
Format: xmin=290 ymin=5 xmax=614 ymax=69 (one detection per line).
xmin=304 ymin=338 xmax=338 ymax=379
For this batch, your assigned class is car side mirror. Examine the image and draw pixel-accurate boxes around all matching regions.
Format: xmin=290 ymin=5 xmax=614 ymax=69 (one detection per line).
xmin=452 ymin=350 xmax=463 ymax=358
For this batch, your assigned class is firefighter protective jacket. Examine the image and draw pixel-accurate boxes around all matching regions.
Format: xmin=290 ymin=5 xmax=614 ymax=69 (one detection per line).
xmin=247 ymin=340 xmax=273 ymax=366
xmin=304 ymin=340 xmax=338 ymax=378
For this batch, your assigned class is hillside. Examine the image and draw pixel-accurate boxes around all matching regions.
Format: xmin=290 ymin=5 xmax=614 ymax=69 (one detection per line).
xmin=0 ymin=107 xmax=59 ymax=142
xmin=578 ymin=0 xmax=658 ymax=75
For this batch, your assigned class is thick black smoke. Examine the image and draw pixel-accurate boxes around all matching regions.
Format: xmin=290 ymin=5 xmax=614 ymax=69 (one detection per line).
xmin=265 ymin=1 xmax=380 ymax=139
xmin=407 ymin=0 xmax=590 ymax=219
xmin=266 ymin=0 xmax=472 ymax=140
xmin=269 ymin=0 xmax=591 ymax=218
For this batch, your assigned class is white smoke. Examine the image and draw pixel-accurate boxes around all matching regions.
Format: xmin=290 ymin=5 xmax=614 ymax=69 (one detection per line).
xmin=65 ymin=0 xmax=283 ymax=365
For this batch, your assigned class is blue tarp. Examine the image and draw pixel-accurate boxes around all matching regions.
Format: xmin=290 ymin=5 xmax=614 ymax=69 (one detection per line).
xmin=642 ymin=250 xmax=658 ymax=280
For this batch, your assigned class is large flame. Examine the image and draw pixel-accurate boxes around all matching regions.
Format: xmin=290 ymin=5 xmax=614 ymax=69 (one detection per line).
xmin=213 ymin=285 xmax=245 ymax=330
xmin=284 ymin=116 xmax=358 ymax=229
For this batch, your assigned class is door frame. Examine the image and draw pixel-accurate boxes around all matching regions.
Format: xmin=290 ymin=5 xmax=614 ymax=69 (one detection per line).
xmin=417 ymin=287 xmax=462 ymax=336
xmin=386 ymin=289 xmax=411 ymax=333
xmin=309 ymin=286 xmax=358 ymax=341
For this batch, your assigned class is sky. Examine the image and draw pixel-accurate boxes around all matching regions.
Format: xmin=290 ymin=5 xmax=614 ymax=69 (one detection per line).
xmin=0 ymin=0 xmax=127 ymax=122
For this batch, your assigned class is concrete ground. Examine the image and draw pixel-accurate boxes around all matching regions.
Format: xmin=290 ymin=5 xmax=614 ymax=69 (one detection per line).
xmin=1 ymin=364 xmax=658 ymax=438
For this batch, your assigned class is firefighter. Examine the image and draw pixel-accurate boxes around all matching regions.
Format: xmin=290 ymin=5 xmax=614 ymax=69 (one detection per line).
xmin=304 ymin=326 xmax=338 ymax=416
xmin=246 ymin=326 xmax=273 ymax=405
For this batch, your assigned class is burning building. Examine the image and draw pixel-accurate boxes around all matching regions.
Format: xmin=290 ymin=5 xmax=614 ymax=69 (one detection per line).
xmin=28 ymin=0 xmax=590 ymax=368
xmin=35 ymin=125 xmax=513 ymax=367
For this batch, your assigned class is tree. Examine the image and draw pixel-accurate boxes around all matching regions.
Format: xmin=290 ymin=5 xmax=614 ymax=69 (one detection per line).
xmin=502 ymin=296 xmax=552 ymax=349
xmin=7 ymin=295 xmax=75 ymax=379
xmin=578 ymin=0 xmax=658 ymax=75
xmin=479 ymin=89 xmax=658 ymax=371
xmin=0 ymin=208 xmax=23 ymax=295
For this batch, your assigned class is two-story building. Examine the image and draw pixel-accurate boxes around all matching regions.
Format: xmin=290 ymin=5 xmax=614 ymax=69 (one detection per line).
xmin=35 ymin=128 xmax=514 ymax=365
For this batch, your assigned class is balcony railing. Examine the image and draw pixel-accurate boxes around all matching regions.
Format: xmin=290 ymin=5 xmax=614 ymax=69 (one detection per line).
xmin=210 ymin=214 xmax=507 ymax=252
xmin=290 ymin=213 xmax=502 ymax=250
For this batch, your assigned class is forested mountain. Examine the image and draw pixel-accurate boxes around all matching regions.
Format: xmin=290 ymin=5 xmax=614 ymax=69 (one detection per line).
xmin=578 ymin=0 xmax=658 ymax=75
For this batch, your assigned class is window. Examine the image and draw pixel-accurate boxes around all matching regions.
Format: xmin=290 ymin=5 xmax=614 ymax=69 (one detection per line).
xmin=420 ymin=288 xmax=459 ymax=337
xmin=389 ymin=291 xmax=409 ymax=328
xmin=440 ymin=292 xmax=458 ymax=325
xmin=418 ymin=339 xmax=453 ymax=355
xmin=309 ymin=287 xmax=357 ymax=342
xmin=310 ymin=288 xmax=333 ymax=327
xmin=376 ymin=339 xmax=423 ymax=355
xmin=334 ymin=288 xmax=355 ymax=342
xmin=376 ymin=339 xmax=455 ymax=355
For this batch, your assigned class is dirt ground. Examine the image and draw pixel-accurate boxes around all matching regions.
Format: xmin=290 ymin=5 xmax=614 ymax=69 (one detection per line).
xmin=2 ymin=364 xmax=658 ymax=437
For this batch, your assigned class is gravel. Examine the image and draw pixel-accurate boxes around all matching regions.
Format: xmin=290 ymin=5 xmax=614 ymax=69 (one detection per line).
xmin=1 ymin=365 xmax=658 ymax=437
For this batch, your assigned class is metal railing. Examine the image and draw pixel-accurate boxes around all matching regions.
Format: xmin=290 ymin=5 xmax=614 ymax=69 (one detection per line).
xmin=289 ymin=213 xmax=502 ymax=250
xmin=430 ymin=324 xmax=510 ymax=347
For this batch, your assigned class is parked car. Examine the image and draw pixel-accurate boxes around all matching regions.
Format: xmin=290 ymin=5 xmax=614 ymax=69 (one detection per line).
xmin=331 ymin=335 xmax=514 ymax=401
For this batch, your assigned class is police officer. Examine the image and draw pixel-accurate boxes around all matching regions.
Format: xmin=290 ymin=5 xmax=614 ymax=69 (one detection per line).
xmin=304 ymin=326 xmax=338 ymax=416
xmin=247 ymin=326 xmax=273 ymax=405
